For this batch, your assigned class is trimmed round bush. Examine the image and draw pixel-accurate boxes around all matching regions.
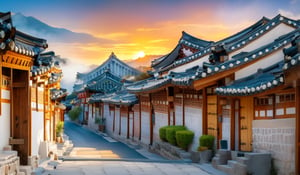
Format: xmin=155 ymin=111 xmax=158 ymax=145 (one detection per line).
xmin=159 ymin=126 xmax=170 ymax=142
xmin=68 ymin=106 xmax=82 ymax=121
xmin=199 ymin=135 xmax=215 ymax=150
xmin=176 ymin=130 xmax=194 ymax=151
xmin=166 ymin=125 xmax=186 ymax=145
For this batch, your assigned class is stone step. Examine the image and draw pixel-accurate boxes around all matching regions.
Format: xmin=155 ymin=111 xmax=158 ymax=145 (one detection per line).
xmin=227 ymin=160 xmax=237 ymax=167
xmin=236 ymin=156 xmax=248 ymax=165
xmin=217 ymin=164 xmax=234 ymax=175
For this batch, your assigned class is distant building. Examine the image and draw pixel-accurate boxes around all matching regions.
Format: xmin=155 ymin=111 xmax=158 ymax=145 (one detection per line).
xmin=73 ymin=52 xmax=140 ymax=92
xmin=72 ymin=52 xmax=140 ymax=126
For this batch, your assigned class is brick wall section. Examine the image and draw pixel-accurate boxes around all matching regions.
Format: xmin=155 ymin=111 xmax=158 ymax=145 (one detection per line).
xmin=252 ymin=118 xmax=295 ymax=175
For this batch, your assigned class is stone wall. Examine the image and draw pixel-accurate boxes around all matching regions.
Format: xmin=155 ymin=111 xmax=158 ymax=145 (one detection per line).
xmin=252 ymin=118 xmax=295 ymax=175
xmin=153 ymin=112 xmax=168 ymax=142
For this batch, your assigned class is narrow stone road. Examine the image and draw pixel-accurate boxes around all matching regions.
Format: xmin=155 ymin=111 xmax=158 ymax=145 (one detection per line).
xmin=42 ymin=161 xmax=212 ymax=175
xmin=64 ymin=121 xmax=146 ymax=159
xmin=39 ymin=120 xmax=217 ymax=175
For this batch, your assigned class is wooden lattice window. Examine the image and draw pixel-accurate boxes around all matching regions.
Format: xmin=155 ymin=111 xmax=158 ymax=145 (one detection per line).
xmin=254 ymin=96 xmax=274 ymax=119
xmin=275 ymin=93 xmax=296 ymax=118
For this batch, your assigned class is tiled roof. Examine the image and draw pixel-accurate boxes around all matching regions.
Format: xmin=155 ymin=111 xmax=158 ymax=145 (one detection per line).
xmin=50 ymin=88 xmax=67 ymax=100
xmin=216 ymin=62 xmax=284 ymax=96
xmin=157 ymin=14 xmax=300 ymax=73
xmin=31 ymin=51 xmax=61 ymax=76
xmin=84 ymin=69 xmax=123 ymax=93
xmin=283 ymin=53 xmax=300 ymax=70
xmin=216 ymin=35 xmax=300 ymax=96
xmin=194 ymin=29 xmax=300 ymax=79
xmin=0 ymin=12 xmax=47 ymax=56
xmin=179 ymin=31 xmax=213 ymax=50
xmin=49 ymin=72 xmax=63 ymax=84
xmin=151 ymin=31 xmax=212 ymax=70
xmin=127 ymin=29 xmax=300 ymax=93
xmin=89 ymin=91 xmax=137 ymax=106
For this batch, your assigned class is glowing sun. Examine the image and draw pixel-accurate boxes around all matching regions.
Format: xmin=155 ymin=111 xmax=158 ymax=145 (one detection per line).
xmin=133 ymin=51 xmax=145 ymax=60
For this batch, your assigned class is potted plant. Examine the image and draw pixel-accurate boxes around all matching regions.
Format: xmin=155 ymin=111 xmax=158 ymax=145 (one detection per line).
xmin=95 ymin=117 xmax=106 ymax=132
xmin=198 ymin=135 xmax=215 ymax=163
xmin=56 ymin=121 xmax=64 ymax=143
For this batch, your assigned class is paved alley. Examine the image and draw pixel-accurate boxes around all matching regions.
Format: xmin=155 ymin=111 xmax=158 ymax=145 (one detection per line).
xmin=42 ymin=160 xmax=212 ymax=175
xmin=64 ymin=120 xmax=146 ymax=159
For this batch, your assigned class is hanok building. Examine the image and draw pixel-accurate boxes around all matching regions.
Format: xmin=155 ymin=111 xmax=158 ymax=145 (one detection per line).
xmin=31 ymin=51 xmax=66 ymax=151
xmin=73 ymin=52 xmax=140 ymax=130
xmin=124 ymin=14 xmax=300 ymax=174
xmin=0 ymin=11 xmax=65 ymax=169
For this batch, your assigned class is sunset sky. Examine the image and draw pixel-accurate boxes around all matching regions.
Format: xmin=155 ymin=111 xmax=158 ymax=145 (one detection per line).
xmin=0 ymin=0 xmax=300 ymax=91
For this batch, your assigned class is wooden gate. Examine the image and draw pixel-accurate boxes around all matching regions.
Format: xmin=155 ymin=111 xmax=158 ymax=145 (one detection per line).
xmin=11 ymin=69 xmax=30 ymax=165
xmin=207 ymin=95 xmax=218 ymax=140
xmin=239 ymin=96 xmax=253 ymax=151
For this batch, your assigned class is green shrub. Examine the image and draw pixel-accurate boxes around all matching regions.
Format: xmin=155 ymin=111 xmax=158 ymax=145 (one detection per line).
xmin=159 ymin=126 xmax=170 ymax=142
xmin=176 ymin=130 xmax=194 ymax=150
xmin=68 ymin=106 xmax=82 ymax=121
xmin=166 ymin=125 xmax=186 ymax=145
xmin=199 ymin=135 xmax=215 ymax=150
xmin=56 ymin=121 xmax=64 ymax=137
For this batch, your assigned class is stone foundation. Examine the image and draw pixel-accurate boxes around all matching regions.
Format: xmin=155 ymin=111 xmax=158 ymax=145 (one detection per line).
xmin=252 ymin=118 xmax=295 ymax=175
xmin=151 ymin=141 xmax=191 ymax=160
xmin=0 ymin=151 xmax=20 ymax=175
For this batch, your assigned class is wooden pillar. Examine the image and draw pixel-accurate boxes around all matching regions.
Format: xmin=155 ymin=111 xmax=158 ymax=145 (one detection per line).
xmin=119 ymin=106 xmax=121 ymax=135
xmin=27 ymin=70 xmax=32 ymax=156
xmin=127 ymin=106 xmax=129 ymax=139
xmin=139 ymin=95 xmax=142 ymax=140
xmin=132 ymin=109 xmax=134 ymax=138
xmin=182 ymin=89 xmax=185 ymax=126
xmin=113 ymin=105 xmax=115 ymax=132
xmin=202 ymin=88 xmax=208 ymax=135
xmin=296 ymin=79 xmax=300 ymax=174
xmin=168 ymin=101 xmax=170 ymax=126
xmin=149 ymin=94 xmax=153 ymax=145
xmin=230 ymin=98 xmax=235 ymax=150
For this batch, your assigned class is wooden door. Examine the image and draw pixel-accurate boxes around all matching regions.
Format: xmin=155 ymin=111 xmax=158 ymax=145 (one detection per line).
xmin=11 ymin=69 xmax=30 ymax=165
xmin=239 ymin=96 xmax=253 ymax=151
xmin=207 ymin=95 xmax=218 ymax=141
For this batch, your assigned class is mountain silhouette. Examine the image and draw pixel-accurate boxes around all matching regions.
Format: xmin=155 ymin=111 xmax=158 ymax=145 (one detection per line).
xmin=12 ymin=13 xmax=111 ymax=44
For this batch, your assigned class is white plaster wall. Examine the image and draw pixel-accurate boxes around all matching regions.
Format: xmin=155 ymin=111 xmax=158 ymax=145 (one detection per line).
xmin=175 ymin=105 xmax=183 ymax=126
xmin=0 ymin=95 xmax=10 ymax=150
xmin=141 ymin=111 xmax=150 ymax=145
xmin=230 ymin=23 xmax=295 ymax=57
xmin=31 ymin=111 xmax=44 ymax=156
xmin=153 ymin=112 xmax=168 ymax=142
xmin=252 ymin=118 xmax=295 ymax=175
xmin=114 ymin=108 xmax=120 ymax=135
xmin=171 ymin=55 xmax=209 ymax=73
xmin=129 ymin=113 xmax=133 ymax=138
xmin=222 ymin=117 xmax=231 ymax=150
xmin=104 ymin=104 xmax=113 ymax=135
xmin=120 ymin=116 xmax=127 ymax=138
xmin=235 ymin=48 xmax=290 ymax=80
xmin=2 ymin=89 xmax=10 ymax=99
xmin=133 ymin=111 xmax=140 ymax=141
xmin=87 ymin=104 xmax=97 ymax=130
xmin=184 ymin=107 xmax=202 ymax=151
